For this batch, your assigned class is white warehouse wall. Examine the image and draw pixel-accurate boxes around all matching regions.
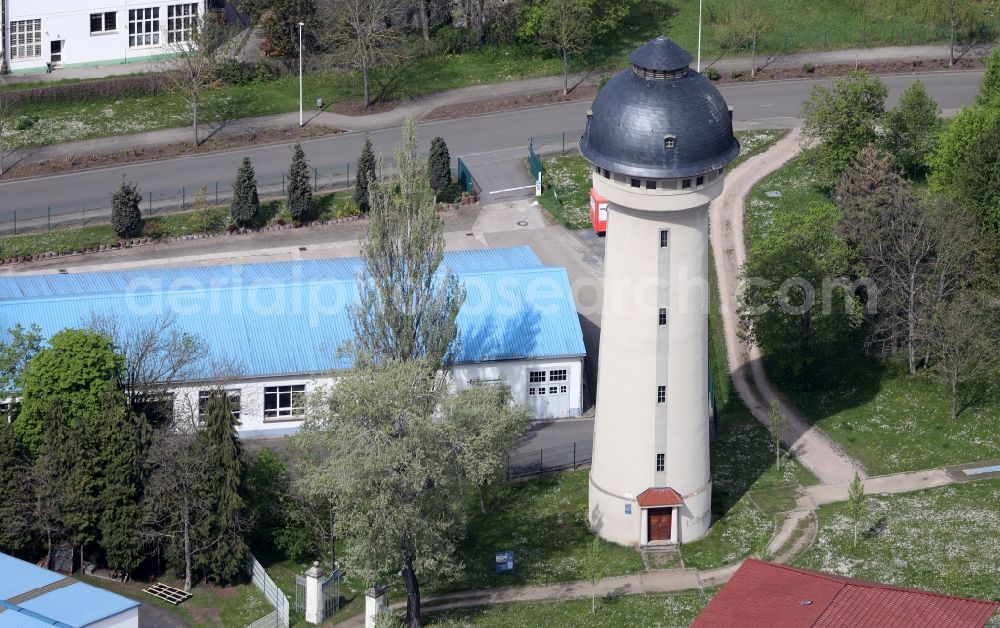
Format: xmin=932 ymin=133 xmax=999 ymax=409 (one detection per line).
xmin=5 ymin=0 xmax=206 ymax=73
xmin=171 ymin=357 xmax=584 ymax=438
xmin=86 ymin=606 xmax=140 ymax=628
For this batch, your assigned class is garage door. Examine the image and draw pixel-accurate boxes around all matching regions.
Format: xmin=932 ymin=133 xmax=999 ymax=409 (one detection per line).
xmin=526 ymin=368 xmax=569 ymax=419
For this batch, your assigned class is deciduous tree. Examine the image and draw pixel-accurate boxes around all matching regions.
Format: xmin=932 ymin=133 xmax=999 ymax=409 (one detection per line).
xmin=880 ymin=80 xmax=941 ymax=180
xmin=739 ymin=201 xmax=862 ymax=384
xmin=0 ymin=420 xmax=33 ymax=554
xmin=918 ymin=0 xmax=982 ymax=66
xmin=716 ymin=0 xmax=770 ymax=78
xmin=801 ymin=71 xmax=888 ymax=189
xmin=767 ymin=399 xmax=787 ymax=469
xmin=319 ymin=0 xmax=402 ymax=108
xmin=535 ymin=0 xmax=592 ymax=95
xmin=353 ymin=118 xmax=465 ymax=372
xmin=846 ymin=472 xmax=866 ymax=548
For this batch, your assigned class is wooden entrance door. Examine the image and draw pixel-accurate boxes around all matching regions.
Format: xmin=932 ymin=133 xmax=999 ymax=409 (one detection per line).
xmin=648 ymin=508 xmax=673 ymax=542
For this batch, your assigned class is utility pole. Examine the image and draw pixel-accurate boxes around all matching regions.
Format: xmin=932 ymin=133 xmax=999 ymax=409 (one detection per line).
xmin=298 ymin=21 xmax=305 ymax=127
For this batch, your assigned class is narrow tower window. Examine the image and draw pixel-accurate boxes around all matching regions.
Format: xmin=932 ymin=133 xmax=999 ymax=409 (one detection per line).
xmin=664 ymin=134 xmax=676 ymax=149
xmin=696 ymin=175 xmax=704 ymax=187
xmin=656 ymin=453 xmax=665 ymax=472
xmin=646 ymin=180 xmax=657 ymax=190
xmin=682 ymin=179 xmax=691 ymax=189
xmin=657 ymin=386 xmax=666 ymax=403
xmin=631 ymin=178 xmax=641 ymax=188
xmin=659 ymin=230 xmax=669 ymax=248
xmin=658 ymin=308 xmax=667 ymax=326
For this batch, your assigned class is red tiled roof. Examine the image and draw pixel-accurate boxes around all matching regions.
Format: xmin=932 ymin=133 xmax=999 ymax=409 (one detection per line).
xmin=636 ymin=487 xmax=684 ymax=508
xmin=693 ymin=559 xmax=999 ymax=628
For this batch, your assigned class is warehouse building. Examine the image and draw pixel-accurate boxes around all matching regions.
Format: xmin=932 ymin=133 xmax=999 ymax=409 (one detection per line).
xmin=0 ymin=246 xmax=586 ymax=436
xmin=0 ymin=552 xmax=140 ymax=627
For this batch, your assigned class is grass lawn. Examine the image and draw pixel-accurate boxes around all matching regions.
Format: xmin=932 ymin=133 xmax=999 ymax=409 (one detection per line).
xmin=680 ymin=253 xmax=817 ymax=571
xmin=79 ymin=574 xmax=272 ymax=626
xmin=794 ymin=479 xmax=1000 ymax=602
xmin=448 ymin=469 xmax=645 ymax=591
xmin=0 ymin=190 xmax=354 ymax=259
xmin=425 ymin=589 xmax=717 ymax=627
xmin=538 ymin=129 xmax=787 ymax=232
xmin=745 ymin=153 xmax=1000 ymax=475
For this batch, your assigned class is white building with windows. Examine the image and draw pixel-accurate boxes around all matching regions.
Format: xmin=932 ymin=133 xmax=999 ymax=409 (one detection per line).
xmin=1 ymin=0 xmax=207 ymax=74
xmin=0 ymin=246 xmax=586 ymax=437
xmin=580 ymin=37 xmax=740 ymax=547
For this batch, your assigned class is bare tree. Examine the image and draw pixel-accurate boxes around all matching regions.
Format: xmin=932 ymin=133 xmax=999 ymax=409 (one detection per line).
xmin=536 ymin=0 xmax=592 ymax=96
xmin=919 ymin=0 xmax=981 ymax=66
xmin=717 ymin=0 xmax=770 ymax=78
xmin=164 ymin=12 xmax=243 ymax=146
xmin=86 ymin=312 xmax=209 ymax=422
xmin=926 ymin=291 xmax=998 ymax=418
xmin=319 ymin=0 xmax=402 ymax=108
xmin=767 ymin=400 xmax=788 ymax=470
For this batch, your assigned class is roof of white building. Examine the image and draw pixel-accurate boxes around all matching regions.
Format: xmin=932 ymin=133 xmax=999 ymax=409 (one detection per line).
xmin=0 ymin=246 xmax=586 ymax=378
xmin=0 ymin=552 xmax=139 ymax=628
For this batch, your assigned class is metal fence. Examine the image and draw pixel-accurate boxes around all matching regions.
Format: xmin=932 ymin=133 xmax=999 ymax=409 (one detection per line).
xmin=508 ymin=438 xmax=592 ymax=480
xmin=246 ymin=554 xmax=290 ymax=628
xmin=529 ymin=130 xmax=583 ymax=159
xmin=2 ymin=160 xmax=358 ymax=236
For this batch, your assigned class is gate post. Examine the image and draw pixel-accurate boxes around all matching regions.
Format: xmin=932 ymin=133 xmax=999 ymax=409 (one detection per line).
xmin=304 ymin=561 xmax=325 ymax=624
xmin=365 ymin=585 xmax=389 ymax=628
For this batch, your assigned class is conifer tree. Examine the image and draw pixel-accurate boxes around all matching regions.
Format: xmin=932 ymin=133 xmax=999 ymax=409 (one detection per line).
xmin=354 ymin=135 xmax=376 ymax=213
xmin=428 ymin=136 xmax=451 ymax=191
xmin=231 ymin=157 xmax=260 ymax=228
xmin=193 ymin=392 xmax=248 ymax=583
xmin=0 ymin=419 xmax=32 ymax=554
xmin=287 ymin=143 xmax=313 ymax=223
xmin=96 ymin=390 xmax=151 ymax=579
xmin=111 ymin=179 xmax=143 ymax=239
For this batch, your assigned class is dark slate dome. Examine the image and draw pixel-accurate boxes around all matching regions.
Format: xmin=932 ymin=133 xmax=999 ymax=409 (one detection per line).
xmin=580 ymin=36 xmax=740 ymax=179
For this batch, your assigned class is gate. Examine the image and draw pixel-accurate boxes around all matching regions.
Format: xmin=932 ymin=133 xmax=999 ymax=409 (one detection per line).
xmin=456 ymin=158 xmax=482 ymax=200
xmin=294 ymin=574 xmax=306 ymax=613
xmin=528 ymin=139 xmax=543 ymax=182
xmin=322 ymin=568 xmax=341 ymax=619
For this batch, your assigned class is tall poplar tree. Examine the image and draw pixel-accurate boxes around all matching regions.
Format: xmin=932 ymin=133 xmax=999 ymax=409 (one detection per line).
xmin=354 ymin=135 xmax=376 ymax=213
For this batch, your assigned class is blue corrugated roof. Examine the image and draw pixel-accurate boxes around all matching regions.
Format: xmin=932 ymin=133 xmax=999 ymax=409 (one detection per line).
xmin=0 ymin=554 xmax=63 ymax=600
xmin=0 ymin=247 xmax=585 ymax=379
xmin=0 ymin=246 xmax=544 ymax=301
xmin=19 ymin=582 xmax=138 ymax=627
xmin=0 ymin=553 xmax=138 ymax=628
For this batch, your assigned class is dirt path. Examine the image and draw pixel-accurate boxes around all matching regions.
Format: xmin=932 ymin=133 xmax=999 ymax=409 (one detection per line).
xmin=709 ymin=129 xmax=864 ymax=485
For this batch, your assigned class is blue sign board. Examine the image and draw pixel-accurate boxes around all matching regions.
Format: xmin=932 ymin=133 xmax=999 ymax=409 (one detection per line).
xmin=625 ymin=503 xmax=632 ymax=515
xmin=495 ymin=550 xmax=514 ymax=573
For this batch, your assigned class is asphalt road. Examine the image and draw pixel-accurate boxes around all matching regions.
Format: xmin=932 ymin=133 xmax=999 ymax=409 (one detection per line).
xmin=0 ymin=71 xmax=984 ymax=224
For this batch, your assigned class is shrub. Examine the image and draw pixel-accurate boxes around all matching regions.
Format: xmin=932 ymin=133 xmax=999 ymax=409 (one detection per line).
xmin=231 ymin=157 xmax=261 ymax=228
xmin=437 ymin=181 xmax=464 ymax=204
xmin=731 ymin=69 xmax=745 ymax=79
xmin=141 ymin=220 xmax=167 ymax=240
xmin=111 ymin=179 xmax=143 ymax=238
xmin=597 ymin=73 xmax=612 ymax=89
xmin=213 ymin=59 xmax=281 ymax=86
xmin=14 ymin=115 xmax=38 ymax=130
xmin=4 ymin=74 xmax=164 ymax=107
xmin=286 ymin=143 xmax=313 ymax=223
xmin=704 ymin=66 xmax=721 ymax=81
xmin=434 ymin=26 xmax=475 ymax=54
xmin=803 ymin=62 xmax=816 ymax=74
xmin=428 ymin=137 xmax=452 ymax=191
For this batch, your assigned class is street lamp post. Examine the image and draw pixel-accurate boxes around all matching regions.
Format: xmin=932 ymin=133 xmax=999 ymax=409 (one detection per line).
xmin=298 ymin=21 xmax=305 ymax=127
xmin=696 ymin=0 xmax=703 ymax=72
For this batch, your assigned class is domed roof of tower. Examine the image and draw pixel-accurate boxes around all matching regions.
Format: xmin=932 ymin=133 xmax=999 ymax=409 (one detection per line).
xmin=580 ymin=37 xmax=740 ymax=179
xmin=629 ymin=35 xmax=692 ymax=73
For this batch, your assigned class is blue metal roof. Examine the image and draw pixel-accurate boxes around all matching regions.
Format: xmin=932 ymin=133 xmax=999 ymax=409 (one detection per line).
xmin=19 ymin=583 xmax=139 ymax=627
xmin=0 ymin=553 xmax=138 ymax=628
xmin=0 ymin=246 xmax=544 ymax=301
xmin=0 ymin=247 xmax=585 ymax=379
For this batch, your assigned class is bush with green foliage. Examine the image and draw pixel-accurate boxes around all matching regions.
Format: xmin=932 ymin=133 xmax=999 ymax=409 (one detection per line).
xmin=803 ymin=62 xmax=816 ymax=73
xmin=704 ymin=66 xmax=721 ymax=80
xmin=438 ymin=181 xmax=465 ymax=204
xmin=354 ymin=135 xmax=377 ymax=213
xmin=287 ymin=144 xmax=313 ymax=223
xmin=111 ymin=179 xmax=143 ymax=238
xmin=880 ymin=81 xmax=940 ymax=180
xmin=230 ymin=157 xmax=261 ymax=228
xmin=213 ymin=59 xmax=280 ymax=86
xmin=801 ymin=70 xmax=888 ymax=190
xmin=428 ymin=136 xmax=452 ymax=191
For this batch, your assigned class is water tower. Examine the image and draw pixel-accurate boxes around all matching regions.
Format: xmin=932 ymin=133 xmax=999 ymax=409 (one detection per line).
xmin=581 ymin=36 xmax=739 ymax=546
